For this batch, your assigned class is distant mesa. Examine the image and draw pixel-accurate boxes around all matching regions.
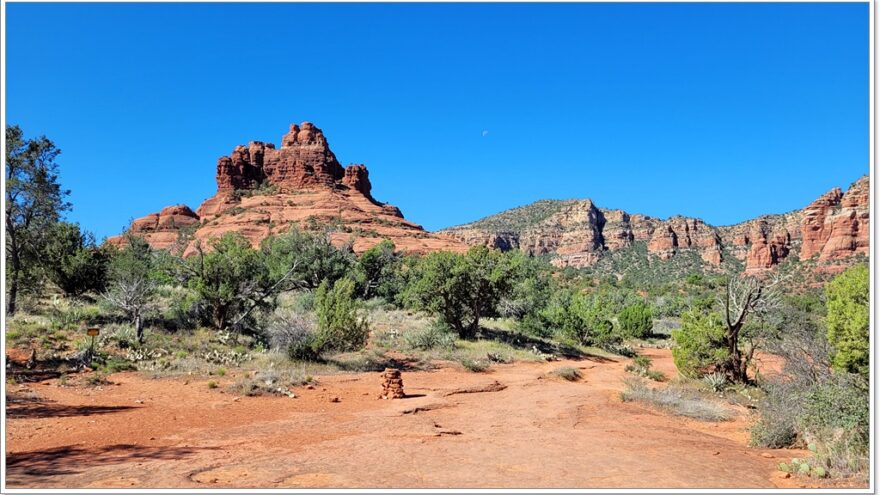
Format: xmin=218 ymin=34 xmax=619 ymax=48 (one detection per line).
xmin=109 ymin=121 xmax=467 ymax=255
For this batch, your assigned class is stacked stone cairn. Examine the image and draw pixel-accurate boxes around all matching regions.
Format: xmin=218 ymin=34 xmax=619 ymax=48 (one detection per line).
xmin=380 ymin=368 xmax=405 ymax=399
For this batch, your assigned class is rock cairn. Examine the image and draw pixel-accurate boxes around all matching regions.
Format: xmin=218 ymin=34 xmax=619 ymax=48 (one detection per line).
xmin=380 ymin=368 xmax=405 ymax=399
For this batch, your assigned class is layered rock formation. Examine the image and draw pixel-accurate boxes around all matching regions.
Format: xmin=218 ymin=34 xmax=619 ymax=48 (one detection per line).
xmin=110 ymin=122 xmax=466 ymax=255
xmin=441 ymin=176 xmax=869 ymax=272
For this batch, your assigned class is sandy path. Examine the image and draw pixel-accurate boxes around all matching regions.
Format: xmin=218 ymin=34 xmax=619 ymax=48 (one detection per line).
xmin=5 ymin=349 xmax=803 ymax=489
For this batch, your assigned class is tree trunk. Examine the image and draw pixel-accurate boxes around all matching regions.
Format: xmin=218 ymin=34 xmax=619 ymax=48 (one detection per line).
xmin=6 ymin=249 xmax=20 ymax=315
xmin=722 ymin=322 xmax=749 ymax=383
xmin=134 ymin=313 xmax=144 ymax=344
xmin=7 ymin=270 xmax=18 ymax=316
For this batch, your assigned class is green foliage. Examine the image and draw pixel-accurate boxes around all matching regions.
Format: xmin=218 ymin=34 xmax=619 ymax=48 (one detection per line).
xmin=43 ymin=222 xmax=109 ymax=296
xmin=671 ymin=310 xmax=728 ymax=378
xmin=825 ymin=264 xmax=869 ymax=377
xmin=403 ymin=246 xmax=521 ymax=339
xmin=6 ymin=125 xmax=71 ymax=314
xmin=402 ymin=320 xmax=456 ymax=351
xmin=185 ymin=233 xmax=270 ymax=329
xmin=353 ymin=240 xmax=402 ymax=300
xmin=618 ymin=302 xmax=653 ymax=339
xmin=314 ymin=278 xmax=370 ymax=352
xmin=539 ymin=288 xmax=620 ymax=347
xmin=261 ymin=227 xmax=354 ymax=290
xmin=447 ymin=199 xmax=577 ymax=232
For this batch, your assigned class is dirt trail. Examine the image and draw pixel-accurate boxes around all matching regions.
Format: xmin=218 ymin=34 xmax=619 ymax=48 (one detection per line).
xmin=6 ymin=349 xmax=804 ymax=489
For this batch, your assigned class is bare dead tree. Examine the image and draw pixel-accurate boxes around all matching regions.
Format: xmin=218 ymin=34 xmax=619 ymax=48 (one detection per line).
xmin=103 ymin=275 xmax=155 ymax=344
xmin=717 ymin=272 xmax=785 ymax=383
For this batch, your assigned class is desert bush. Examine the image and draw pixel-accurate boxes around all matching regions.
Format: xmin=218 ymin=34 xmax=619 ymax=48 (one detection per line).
xmin=625 ymin=355 xmax=666 ymax=381
xmin=230 ymin=369 xmax=312 ymax=397
xmin=459 ymin=357 xmax=490 ymax=372
xmin=402 ymin=320 xmax=456 ymax=351
xmin=798 ymin=375 xmax=869 ymax=476
xmin=314 ymin=278 xmax=370 ymax=352
xmin=618 ymin=302 xmax=653 ymax=339
xmin=264 ymin=307 xmax=319 ymax=360
xmin=825 ymin=264 xmax=869 ymax=377
xmin=553 ymin=366 xmax=582 ymax=381
xmin=702 ymin=372 xmax=727 ymax=393
xmin=671 ymin=310 xmax=728 ymax=378
xmin=620 ymin=378 xmax=731 ymax=421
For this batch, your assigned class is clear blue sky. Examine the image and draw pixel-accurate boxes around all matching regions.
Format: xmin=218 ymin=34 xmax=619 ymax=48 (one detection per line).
xmin=6 ymin=3 xmax=869 ymax=240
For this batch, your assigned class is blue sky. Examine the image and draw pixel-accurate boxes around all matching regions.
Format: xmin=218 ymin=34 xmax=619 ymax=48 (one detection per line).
xmin=6 ymin=3 xmax=869 ymax=240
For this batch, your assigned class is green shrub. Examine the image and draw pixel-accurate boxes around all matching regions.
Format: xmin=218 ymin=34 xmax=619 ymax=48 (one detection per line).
xmin=799 ymin=376 xmax=869 ymax=476
xmin=403 ymin=320 xmax=456 ymax=351
xmin=459 ymin=357 xmax=489 ymax=372
xmin=825 ymin=264 xmax=869 ymax=377
xmin=702 ymin=372 xmax=727 ymax=393
xmin=314 ymin=278 xmax=370 ymax=352
xmin=43 ymin=222 xmax=109 ymax=297
xmin=618 ymin=302 xmax=653 ymax=338
xmin=671 ymin=310 xmax=728 ymax=378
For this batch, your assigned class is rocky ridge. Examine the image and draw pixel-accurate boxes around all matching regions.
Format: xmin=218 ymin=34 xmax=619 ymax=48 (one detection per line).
xmin=440 ymin=175 xmax=869 ymax=273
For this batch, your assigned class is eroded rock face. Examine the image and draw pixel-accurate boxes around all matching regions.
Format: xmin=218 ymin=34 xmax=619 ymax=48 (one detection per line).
xmin=816 ymin=176 xmax=869 ymax=262
xmin=800 ymin=187 xmax=845 ymax=260
xmin=441 ymin=175 xmax=869 ymax=272
xmin=108 ymin=205 xmax=200 ymax=251
xmin=110 ymin=122 xmax=466 ymax=255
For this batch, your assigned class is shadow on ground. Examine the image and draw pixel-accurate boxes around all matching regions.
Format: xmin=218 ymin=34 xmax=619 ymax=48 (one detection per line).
xmin=6 ymin=444 xmax=217 ymax=479
xmin=479 ymin=328 xmax=617 ymax=362
xmin=6 ymin=394 xmax=137 ymax=419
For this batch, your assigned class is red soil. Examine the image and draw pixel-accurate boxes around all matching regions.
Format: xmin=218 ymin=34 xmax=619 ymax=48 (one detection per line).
xmin=5 ymin=349 xmax=820 ymax=489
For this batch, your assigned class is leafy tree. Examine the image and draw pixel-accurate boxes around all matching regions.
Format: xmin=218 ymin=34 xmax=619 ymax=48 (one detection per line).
xmin=314 ymin=277 xmax=370 ymax=352
xmin=43 ymin=222 xmax=109 ymax=297
xmin=671 ymin=310 xmax=729 ymax=378
xmin=825 ymin=264 xmax=869 ymax=377
xmin=404 ymin=246 xmax=520 ymax=339
xmin=353 ymin=239 xmax=401 ymax=299
xmin=500 ymin=254 xmax=553 ymax=320
xmin=183 ymin=233 xmax=271 ymax=329
xmin=179 ymin=232 xmax=311 ymax=330
xmin=618 ymin=302 xmax=653 ymax=339
xmin=103 ymin=235 xmax=156 ymax=343
xmin=261 ymin=227 xmax=354 ymax=289
xmin=5 ymin=125 xmax=70 ymax=314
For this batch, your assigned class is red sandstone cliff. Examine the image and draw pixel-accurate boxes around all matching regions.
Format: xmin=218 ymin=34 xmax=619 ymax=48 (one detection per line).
xmin=441 ymin=175 xmax=869 ymax=272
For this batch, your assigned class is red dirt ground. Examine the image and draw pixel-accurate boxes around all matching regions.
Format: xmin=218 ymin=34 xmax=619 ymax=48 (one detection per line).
xmin=5 ymin=349 xmax=824 ymax=489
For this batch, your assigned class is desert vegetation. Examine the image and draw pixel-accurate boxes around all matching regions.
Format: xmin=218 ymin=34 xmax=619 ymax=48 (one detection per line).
xmin=4 ymin=124 xmax=870 ymax=486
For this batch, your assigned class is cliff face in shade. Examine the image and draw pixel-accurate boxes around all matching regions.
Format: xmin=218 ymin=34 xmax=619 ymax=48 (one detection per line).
xmin=109 ymin=122 xmax=467 ymax=256
xmin=441 ymin=175 xmax=869 ymax=272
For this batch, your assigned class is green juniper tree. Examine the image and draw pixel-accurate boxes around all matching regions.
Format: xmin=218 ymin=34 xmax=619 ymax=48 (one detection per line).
xmin=5 ymin=125 xmax=70 ymax=314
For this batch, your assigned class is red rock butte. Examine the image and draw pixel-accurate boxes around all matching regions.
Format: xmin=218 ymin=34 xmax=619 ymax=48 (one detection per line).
xmin=109 ymin=122 xmax=467 ymax=255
